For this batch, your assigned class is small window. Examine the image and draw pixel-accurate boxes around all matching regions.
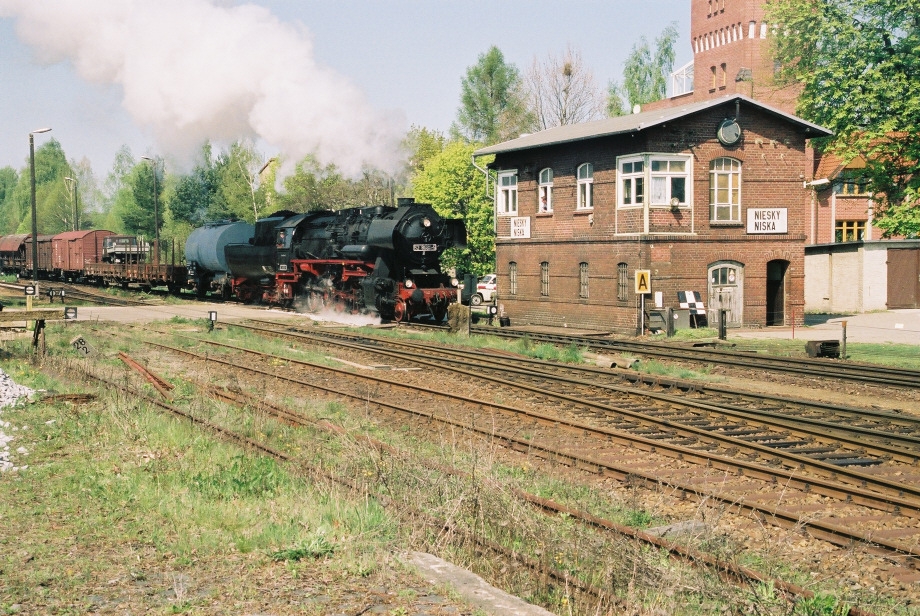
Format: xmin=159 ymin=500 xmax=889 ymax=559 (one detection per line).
xmin=711 ymin=265 xmax=738 ymax=285
xmin=497 ymin=170 xmax=518 ymax=216
xmin=577 ymin=163 xmax=594 ymax=210
xmin=834 ymin=170 xmax=869 ymax=196
xmin=720 ymin=63 xmax=727 ymax=87
xmin=620 ymin=159 xmax=645 ymax=207
xmin=710 ymin=66 xmax=717 ymax=89
xmin=538 ymin=168 xmax=553 ymax=213
xmin=835 ymin=220 xmax=866 ymax=242
xmin=709 ymin=157 xmax=741 ymax=222
xmin=650 ymin=158 xmax=688 ymax=206
xmin=509 ymin=262 xmax=518 ymax=295
xmin=617 ymin=263 xmax=628 ymax=302
xmin=540 ymin=261 xmax=549 ymax=296
xmin=579 ymin=262 xmax=589 ymax=299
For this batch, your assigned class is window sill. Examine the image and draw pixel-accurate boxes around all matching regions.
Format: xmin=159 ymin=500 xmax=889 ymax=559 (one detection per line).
xmin=709 ymin=220 xmax=743 ymax=227
xmin=573 ymin=209 xmax=594 ymax=215
xmin=536 ymin=211 xmax=553 ymax=217
xmin=497 ymin=213 xmax=520 ymax=217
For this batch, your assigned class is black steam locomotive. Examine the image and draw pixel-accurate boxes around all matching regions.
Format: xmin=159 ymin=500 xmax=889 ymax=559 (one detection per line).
xmin=185 ymin=198 xmax=467 ymax=322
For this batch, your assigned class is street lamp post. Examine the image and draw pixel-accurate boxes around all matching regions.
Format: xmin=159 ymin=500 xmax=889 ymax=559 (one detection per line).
xmin=64 ymin=176 xmax=78 ymax=231
xmin=30 ymin=127 xmax=52 ymax=285
xmin=140 ymin=156 xmax=161 ymax=266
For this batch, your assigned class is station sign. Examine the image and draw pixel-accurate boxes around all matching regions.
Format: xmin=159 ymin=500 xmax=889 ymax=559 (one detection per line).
xmin=510 ymin=216 xmax=531 ymax=238
xmin=747 ymin=208 xmax=788 ymax=234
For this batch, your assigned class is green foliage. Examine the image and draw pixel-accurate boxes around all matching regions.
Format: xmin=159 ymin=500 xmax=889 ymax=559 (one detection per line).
xmin=411 ymin=141 xmax=495 ymax=275
xmin=190 ymin=454 xmax=283 ymax=500
xmin=403 ymin=126 xmax=447 ymax=180
xmin=270 ymin=528 xmax=336 ymax=561
xmin=453 ymin=46 xmax=530 ymax=145
xmin=607 ymin=23 xmax=679 ymax=116
xmin=793 ymin=593 xmax=850 ymax=616
xmin=768 ymin=0 xmax=920 ymax=237
xmin=0 ymin=140 xmax=75 ymax=236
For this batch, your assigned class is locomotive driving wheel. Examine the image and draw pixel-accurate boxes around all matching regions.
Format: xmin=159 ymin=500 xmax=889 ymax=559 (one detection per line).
xmin=392 ymin=299 xmax=407 ymax=323
xmin=304 ymin=289 xmax=324 ymax=313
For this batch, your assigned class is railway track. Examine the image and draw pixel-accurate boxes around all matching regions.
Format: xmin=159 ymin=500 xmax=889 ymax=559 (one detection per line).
xmin=469 ymin=325 xmax=920 ymax=389
xmin=0 ymin=281 xmax=151 ymax=307
xmin=78 ymin=336 xmax=879 ymax=613
xmin=130 ymin=322 xmax=920 ymax=588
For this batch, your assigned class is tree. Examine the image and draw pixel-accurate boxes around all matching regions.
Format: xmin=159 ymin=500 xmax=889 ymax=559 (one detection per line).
xmin=453 ymin=46 xmax=532 ymax=144
xmin=525 ymin=45 xmax=606 ymax=130
xmin=1 ymin=140 xmax=73 ymax=235
xmin=607 ymin=23 xmax=679 ymax=116
xmin=412 ymin=141 xmax=494 ymax=276
xmin=216 ymin=140 xmax=267 ymax=223
xmin=768 ymin=0 xmax=920 ymax=237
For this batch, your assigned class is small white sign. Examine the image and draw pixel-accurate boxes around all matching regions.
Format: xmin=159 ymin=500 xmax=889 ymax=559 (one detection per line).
xmin=747 ymin=208 xmax=788 ymax=234
xmin=510 ymin=216 xmax=531 ymax=238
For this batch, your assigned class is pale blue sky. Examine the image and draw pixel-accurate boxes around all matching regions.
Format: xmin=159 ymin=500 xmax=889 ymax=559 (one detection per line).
xmin=0 ymin=1 xmax=690 ymax=178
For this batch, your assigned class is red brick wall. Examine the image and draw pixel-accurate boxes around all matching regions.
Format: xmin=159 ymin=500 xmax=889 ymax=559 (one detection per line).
xmin=490 ymin=99 xmax=810 ymax=333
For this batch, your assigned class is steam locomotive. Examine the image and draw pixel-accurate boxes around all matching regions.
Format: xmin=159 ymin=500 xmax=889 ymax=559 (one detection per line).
xmin=185 ymin=198 xmax=467 ymax=322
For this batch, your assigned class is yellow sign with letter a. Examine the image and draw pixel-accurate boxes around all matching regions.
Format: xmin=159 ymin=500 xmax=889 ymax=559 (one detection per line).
xmin=634 ymin=270 xmax=651 ymax=294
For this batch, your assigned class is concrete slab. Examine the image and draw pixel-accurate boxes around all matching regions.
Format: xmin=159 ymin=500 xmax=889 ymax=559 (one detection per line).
xmin=730 ymin=309 xmax=920 ymax=346
xmin=408 ymin=552 xmax=555 ymax=616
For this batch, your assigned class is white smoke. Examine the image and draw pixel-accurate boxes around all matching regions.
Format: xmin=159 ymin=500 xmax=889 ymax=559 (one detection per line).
xmin=0 ymin=0 xmax=406 ymax=176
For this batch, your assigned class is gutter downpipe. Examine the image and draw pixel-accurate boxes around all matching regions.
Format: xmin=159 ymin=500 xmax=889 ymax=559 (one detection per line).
xmin=471 ymin=154 xmax=496 ymax=233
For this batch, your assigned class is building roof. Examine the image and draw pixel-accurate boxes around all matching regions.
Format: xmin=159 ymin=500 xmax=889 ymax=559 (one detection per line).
xmin=473 ymin=94 xmax=832 ymax=157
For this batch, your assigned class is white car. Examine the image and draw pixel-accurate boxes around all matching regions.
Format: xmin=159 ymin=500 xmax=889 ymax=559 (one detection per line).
xmin=471 ymin=274 xmax=497 ymax=306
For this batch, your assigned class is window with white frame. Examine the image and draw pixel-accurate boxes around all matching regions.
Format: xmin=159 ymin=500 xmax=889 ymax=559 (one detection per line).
xmin=538 ymin=168 xmax=553 ymax=212
xmin=577 ymin=163 xmax=593 ymax=210
xmin=619 ymin=155 xmax=689 ymax=208
xmin=497 ymin=170 xmax=518 ymax=216
xmin=709 ymin=157 xmax=741 ymax=221
xmin=619 ymin=158 xmax=644 ymax=207
xmin=650 ymin=158 xmax=688 ymax=206
xmin=540 ymin=261 xmax=549 ymax=296
xmin=509 ymin=262 xmax=518 ymax=295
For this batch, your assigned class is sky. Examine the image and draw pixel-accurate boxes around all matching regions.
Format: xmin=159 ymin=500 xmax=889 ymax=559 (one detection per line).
xmin=0 ymin=0 xmax=691 ymax=180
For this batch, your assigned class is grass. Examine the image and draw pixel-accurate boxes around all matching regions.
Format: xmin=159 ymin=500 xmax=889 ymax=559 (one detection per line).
xmin=1 ymin=320 xmax=912 ymax=615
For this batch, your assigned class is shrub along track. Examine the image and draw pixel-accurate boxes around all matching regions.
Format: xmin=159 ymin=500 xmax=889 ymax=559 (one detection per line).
xmin=51 ymin=324 xmax=886 ymax=615
xmin=77 ymin=319 xmax=920 ymax=612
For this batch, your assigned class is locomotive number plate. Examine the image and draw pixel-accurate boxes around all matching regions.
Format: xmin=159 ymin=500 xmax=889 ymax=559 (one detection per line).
xmin=413 ymin=244 xmax=437 ymax=251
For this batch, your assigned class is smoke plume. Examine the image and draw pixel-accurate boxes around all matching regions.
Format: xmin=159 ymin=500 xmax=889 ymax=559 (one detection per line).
xmin=0 ymin=0 xmax=406 ymax=176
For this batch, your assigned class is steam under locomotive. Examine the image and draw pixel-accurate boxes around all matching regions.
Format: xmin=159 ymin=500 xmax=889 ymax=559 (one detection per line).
xmin=185 ymin=198 xmax=467 ymax=322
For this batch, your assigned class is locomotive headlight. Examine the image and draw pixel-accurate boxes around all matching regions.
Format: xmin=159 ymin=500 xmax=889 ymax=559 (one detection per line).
xmin=404 ymin=279 xmax=414 ymax=288
xmin=422 ymin=218 xmax=431 ymax=228
xmin=451 ymin=277 xmax=459 ymax=287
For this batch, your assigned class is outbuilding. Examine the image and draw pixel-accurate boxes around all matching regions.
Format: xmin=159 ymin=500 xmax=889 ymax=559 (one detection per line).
xmin=473 ymin=94 xmax=832 ymax=333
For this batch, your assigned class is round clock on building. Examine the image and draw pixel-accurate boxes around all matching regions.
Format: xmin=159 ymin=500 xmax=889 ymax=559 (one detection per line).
xmin=717 ymin=118 xmax=742 ymax=146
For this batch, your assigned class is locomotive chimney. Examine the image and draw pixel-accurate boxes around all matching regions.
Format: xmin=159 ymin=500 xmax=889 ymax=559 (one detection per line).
xmin=397 ymin=197 xmax=415 ymax=206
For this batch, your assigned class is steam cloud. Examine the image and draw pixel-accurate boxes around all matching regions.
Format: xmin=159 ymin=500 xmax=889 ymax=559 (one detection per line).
xmin=0 ymin=0 xmax=406 ymax=176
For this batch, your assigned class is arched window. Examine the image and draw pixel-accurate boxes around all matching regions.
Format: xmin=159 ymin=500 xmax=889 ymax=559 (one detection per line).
xmin=577 ymin=163 xmax=593 ymax=210
xmin=579 ymin=262 xmax=589 ymax=298
xmin=540 ymin=261 xmax=549 ymax=296
xmin=709 ymin=157 xmax=741 ymax=222
xmin=509 ymin=262 xmax=518 ymax=295
xmin=538 ymin=168 xmax=553 ymax=213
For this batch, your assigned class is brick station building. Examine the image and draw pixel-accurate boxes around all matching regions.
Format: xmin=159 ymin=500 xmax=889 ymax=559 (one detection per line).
xmin=473 ymin=94 xmax=832 ymax=333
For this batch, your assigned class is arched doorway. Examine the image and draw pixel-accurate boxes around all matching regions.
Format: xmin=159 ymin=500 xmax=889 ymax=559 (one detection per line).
xmin=708 ymin=261 xmax=744 ymax=327
xmin=766 ymin=260 xmax=789 ymax=326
